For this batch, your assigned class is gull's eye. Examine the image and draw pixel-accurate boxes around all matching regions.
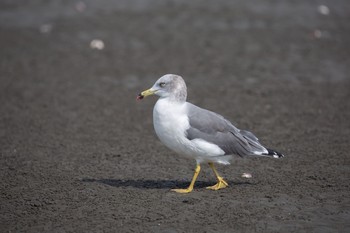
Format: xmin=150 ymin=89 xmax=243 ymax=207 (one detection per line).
xmin=159 ymin=82 xmax=166 ymax=87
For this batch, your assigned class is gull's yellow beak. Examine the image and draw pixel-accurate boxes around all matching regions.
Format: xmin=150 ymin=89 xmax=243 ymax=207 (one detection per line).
xmin=136 ymin=88 xmax=156 ymax=100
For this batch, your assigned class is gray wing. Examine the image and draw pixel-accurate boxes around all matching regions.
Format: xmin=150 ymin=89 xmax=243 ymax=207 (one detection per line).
xmin=185 ymin=103 xmax=267 ymax=157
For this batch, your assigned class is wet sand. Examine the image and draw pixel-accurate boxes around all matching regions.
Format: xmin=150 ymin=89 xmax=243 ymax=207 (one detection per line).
xmin=1 ymin=1 xmax=349 ymax=232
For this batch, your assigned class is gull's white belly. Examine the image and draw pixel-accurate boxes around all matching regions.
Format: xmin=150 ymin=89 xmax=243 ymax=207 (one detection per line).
xmin=153 ymin=100 xmax=226 ymax=162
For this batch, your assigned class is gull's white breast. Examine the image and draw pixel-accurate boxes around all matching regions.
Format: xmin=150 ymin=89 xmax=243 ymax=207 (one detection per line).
xmin=153 ymin=99 xmax=191 ymax=155
xmin=153 ymin=99 xmax=226 ymax=163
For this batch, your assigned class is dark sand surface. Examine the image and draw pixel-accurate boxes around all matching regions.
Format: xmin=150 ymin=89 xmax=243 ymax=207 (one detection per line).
xmin=1 ymin=1 xmax=349 ymax=232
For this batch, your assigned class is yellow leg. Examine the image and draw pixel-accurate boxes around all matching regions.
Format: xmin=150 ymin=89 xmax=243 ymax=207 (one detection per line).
xmin=171 ymin=164 xmax=201 ymax=193
xmin=206 ymin=162 xmax=228 ymax=190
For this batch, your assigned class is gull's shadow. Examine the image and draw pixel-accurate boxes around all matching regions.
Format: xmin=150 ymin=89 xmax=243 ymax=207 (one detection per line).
xmin=81 ymin=178 xmax=253 ymax=189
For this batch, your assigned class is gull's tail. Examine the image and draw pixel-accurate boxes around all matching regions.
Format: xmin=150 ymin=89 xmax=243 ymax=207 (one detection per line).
xmin=263 ymin=148 xmax=284 ymax=158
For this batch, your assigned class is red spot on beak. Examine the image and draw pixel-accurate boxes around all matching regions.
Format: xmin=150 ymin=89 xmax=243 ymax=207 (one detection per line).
xmin=136 ymin=94 xmax=144 ymax=100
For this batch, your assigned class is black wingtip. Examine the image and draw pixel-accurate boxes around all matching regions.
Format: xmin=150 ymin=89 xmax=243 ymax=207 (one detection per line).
xmin=266 ymin=148 xmax=284 ymax=158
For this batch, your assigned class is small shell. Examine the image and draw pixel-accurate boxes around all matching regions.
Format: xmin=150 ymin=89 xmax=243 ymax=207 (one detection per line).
xmin=241 ymin=173 xmax=252 ymax=178
xmin=90 ymin=39 xmax=105 ymax=50
xmin=318 ymin=5 xmax=330 ymax=15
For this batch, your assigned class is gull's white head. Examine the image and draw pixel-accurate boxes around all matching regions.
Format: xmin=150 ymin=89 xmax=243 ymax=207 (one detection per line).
xmin=137 ymin=74 xmax=187 ymax=102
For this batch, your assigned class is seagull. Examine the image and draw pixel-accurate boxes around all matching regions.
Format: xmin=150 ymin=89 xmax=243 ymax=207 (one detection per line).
xmin=137 ymin=74 xmax=284 ymax=193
